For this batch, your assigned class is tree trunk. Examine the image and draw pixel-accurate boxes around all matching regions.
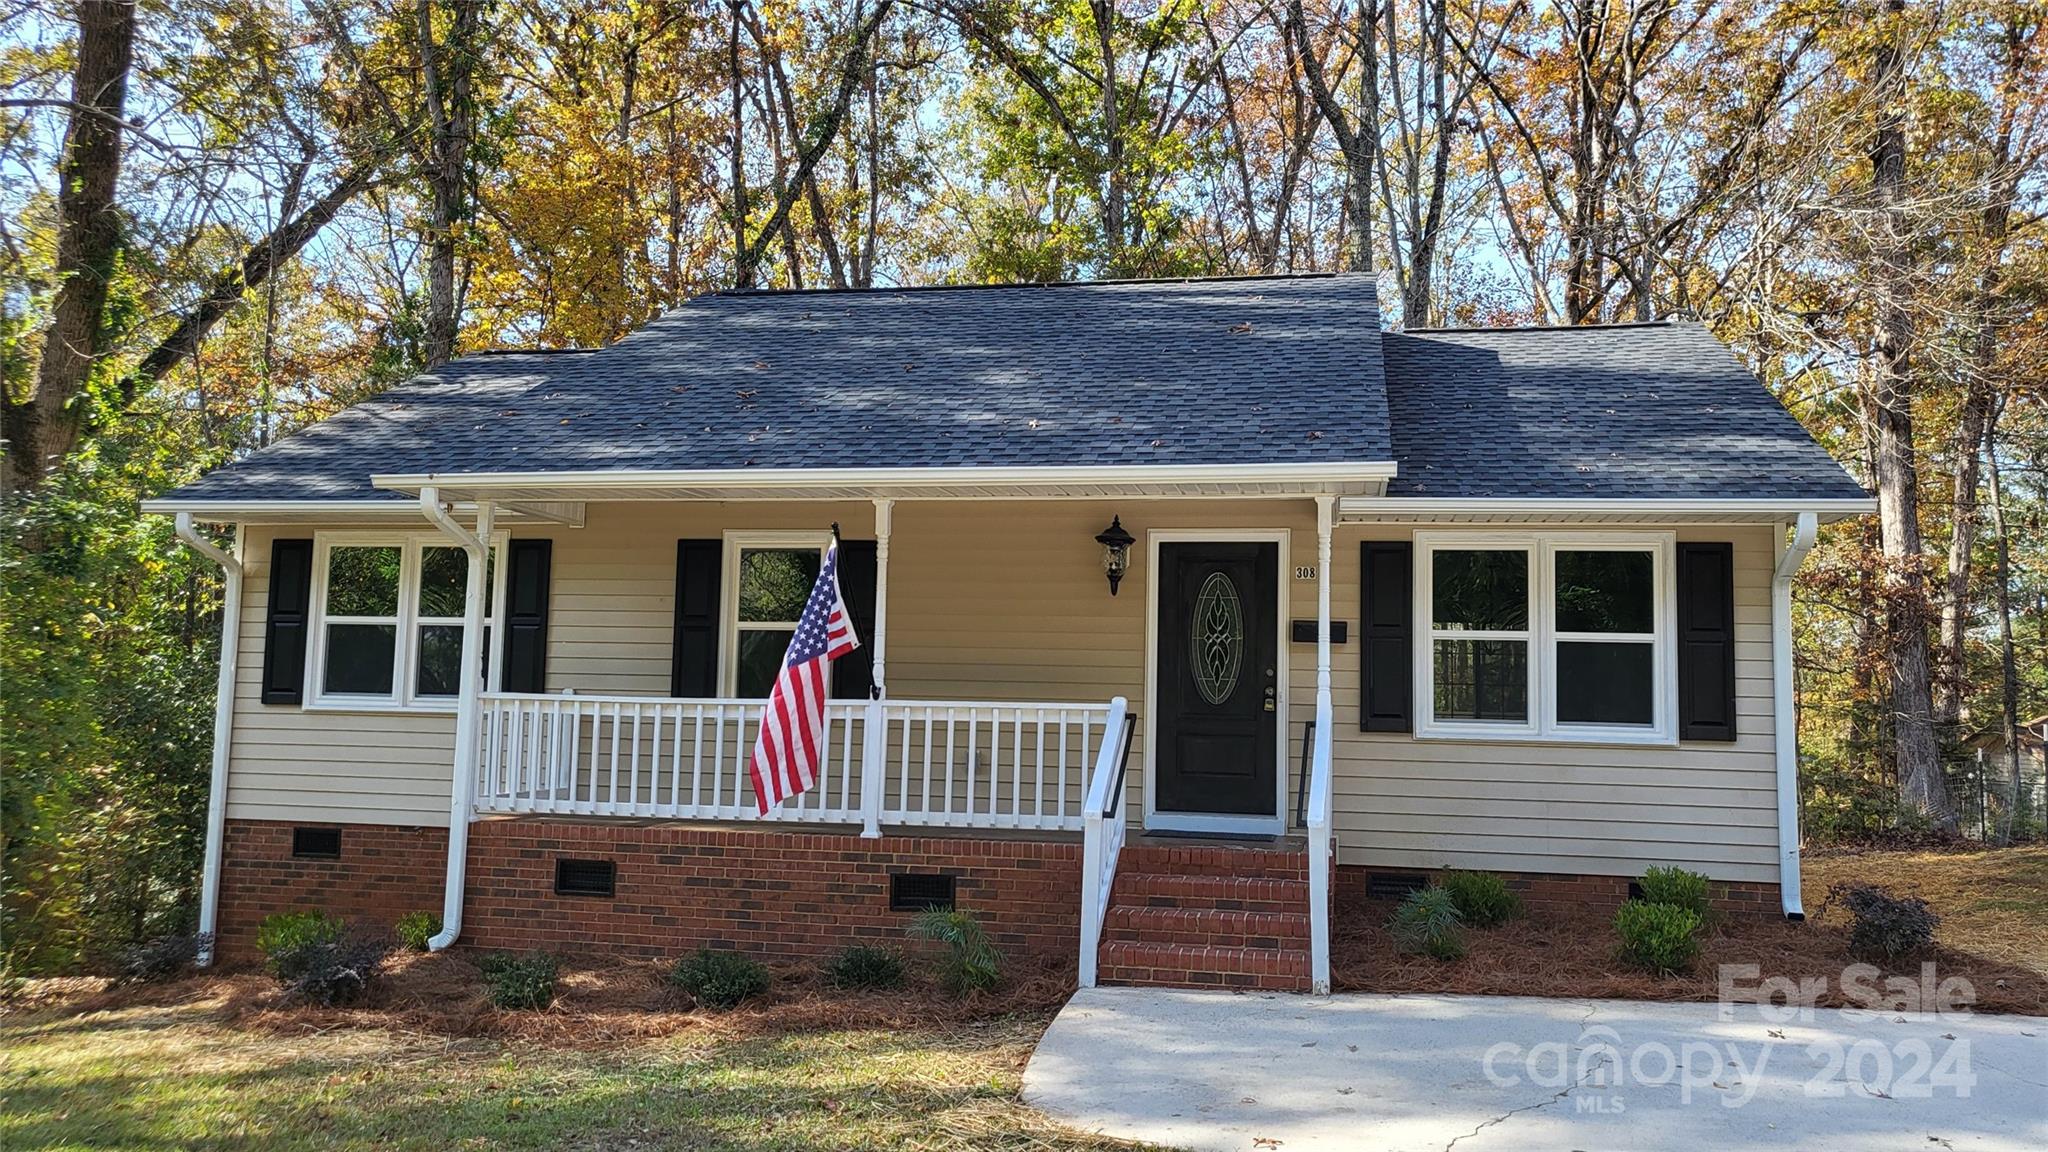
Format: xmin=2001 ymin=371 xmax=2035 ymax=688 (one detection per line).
xmin=1286 ymin=0 xmax=1375 ymax=273
xmin=1867 ymin=0 xmax=1952 ymax=832
xmin=1088 ymin=1 xmax=1125 ymax=272
xmin=1985 ymin=401 xmax=2021 ymax=844
xmin=3 ymin=0 xmax=136 ymax=492
xmin=417 ymin=0 xmax=484 ymax=366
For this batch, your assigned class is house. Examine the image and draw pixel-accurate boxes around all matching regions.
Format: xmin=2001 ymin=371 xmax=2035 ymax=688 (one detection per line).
xmin=144 ymin=274 xmax=1874 ymax=993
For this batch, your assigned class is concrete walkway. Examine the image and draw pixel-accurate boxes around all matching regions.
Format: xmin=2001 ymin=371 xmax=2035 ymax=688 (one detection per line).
xmin=1024 ymin=988 xmax=2047 ymax=1151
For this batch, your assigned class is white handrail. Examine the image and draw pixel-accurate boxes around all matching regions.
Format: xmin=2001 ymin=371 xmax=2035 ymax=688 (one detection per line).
xmin=1306 ymin=697 xmax=1335 ymax=994
xmin=1078 ymin=695 xmax=1132 ymax=988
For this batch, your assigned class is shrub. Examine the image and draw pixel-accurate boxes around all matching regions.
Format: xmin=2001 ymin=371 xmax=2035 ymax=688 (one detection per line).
xmin=826 ymin=943 xmax=905 ymax=990
xmin=1440 ymin=870 xmax=1522 ymax=928
xmin=276 ymin=936 xmax=391 ymax=1005
xmin=395 ymin=911 xmax=441 ymax=953
xmin=1827 ymin=882 xmax=1939 ymax=962
xmin=257 ymin=911 xmax=344 ymax=978
xmin=1638 ymin=866 xmax=1713 ymax=921
xmin=670 ymin=948 xmax=770 ymax=1009
xmin=115 ymin=934 xmax=210 ymax=985
xmin=1614 ymin=900 xmax=1702 ymax=974
xmin=479 ymin=951 xmax=558 ymax=1010
xmin=1389 ymin=886 xmax=1467 ymax=961
xmin=909 ymin=909 xmax=1003 ymax=994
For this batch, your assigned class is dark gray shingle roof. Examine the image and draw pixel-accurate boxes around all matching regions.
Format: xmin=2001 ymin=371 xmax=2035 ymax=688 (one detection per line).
xmin=1381 ymin=322 xmax=1868 ymax=501
xmin=159 ymin=279 xmax=1866 ymax=506
xmin=165 ymin=275 xmax=1391 ymax=502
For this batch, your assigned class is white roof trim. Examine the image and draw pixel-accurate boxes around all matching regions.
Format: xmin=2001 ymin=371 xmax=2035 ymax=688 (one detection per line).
xmin=369 ymin=461 xmax=1399 ymax=493
xmin=1339 ymin=496 xmax=1875 ymax=524
xmin=139 ymin=498 xmax=586 ymax=526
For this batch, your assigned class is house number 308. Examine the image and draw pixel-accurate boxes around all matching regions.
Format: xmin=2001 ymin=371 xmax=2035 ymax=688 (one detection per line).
xmin=1294 ymin=565 xmax=1317 ymax=580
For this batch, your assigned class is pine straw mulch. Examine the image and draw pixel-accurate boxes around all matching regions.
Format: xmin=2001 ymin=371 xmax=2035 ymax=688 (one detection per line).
xmin=4 ymin=948 xmax=1081 ymax=1049
xmin=1330 ymin=894 xmax=2048 ymax=1015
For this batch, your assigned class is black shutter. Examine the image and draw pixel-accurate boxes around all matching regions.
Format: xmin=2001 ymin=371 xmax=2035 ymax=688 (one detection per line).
xmin=1677 ymin=542 xmax=1738 ymax=741
xmin=500 ymin=539 xmax=552 ymax=693
xmin=671 ymin=539 xmax=722 ymax=697
xmin=261 ymin=538 xmax=314 ymax=705
xmin=833 ymin=539 xmax=878 ymax=699
xmin=1359 ymin=541 xmax=1413 ymax=732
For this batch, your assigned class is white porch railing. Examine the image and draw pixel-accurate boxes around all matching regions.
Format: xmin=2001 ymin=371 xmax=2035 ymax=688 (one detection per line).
xmin=472 ymin=691 xmax=1120 ymax=833
xmin=1076 ymin=696 xmax=1133 ymax=988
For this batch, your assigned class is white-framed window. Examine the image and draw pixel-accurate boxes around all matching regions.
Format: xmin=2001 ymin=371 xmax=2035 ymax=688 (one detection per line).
xmin=721 ymin=530 xmax=831 ymax=697
xmin=305 ymin=531 xmax=508 ymax=711
xmin=1413 ymin=531 xmax=1675 ymax=744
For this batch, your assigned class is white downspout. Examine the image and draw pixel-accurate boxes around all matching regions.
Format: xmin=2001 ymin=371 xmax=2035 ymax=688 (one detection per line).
xmin=1772 ymin=512 xmax=1818 ymax=920
xmin=421 ymin=487 xmax=494 ymax=951
xmin=175 ymin=514 xmax=242 ymax=967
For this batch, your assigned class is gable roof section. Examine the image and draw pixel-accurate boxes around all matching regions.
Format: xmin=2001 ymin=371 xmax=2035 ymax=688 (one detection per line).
xmin=158 ymin=274 xmax=1393 ymax=505
xmin=1379 ymin=321 xmax=1868 ymax=502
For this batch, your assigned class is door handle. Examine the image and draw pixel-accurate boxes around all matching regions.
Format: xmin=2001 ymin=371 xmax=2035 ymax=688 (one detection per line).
xmin=1263 ymin=685 xmax=1277 ymax=712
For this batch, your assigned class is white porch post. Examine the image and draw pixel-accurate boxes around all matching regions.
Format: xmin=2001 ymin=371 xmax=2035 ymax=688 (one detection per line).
xmin=424 ymin=489 xmax=493 ymax=950
xmin=1315 ymin=496 xmax=1334 ymax=713
xmin=1310 ymin=495 xmax=1335 ymax=992
xmin=859 ymin=498 xmax=893 ymax=837
xmin=1772 ymin=512 xmax=1818 ymax=920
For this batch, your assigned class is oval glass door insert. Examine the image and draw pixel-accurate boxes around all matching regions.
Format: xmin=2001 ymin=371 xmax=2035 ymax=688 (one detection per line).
xmin=1191 ymin=571 xmax=1244 ymax=705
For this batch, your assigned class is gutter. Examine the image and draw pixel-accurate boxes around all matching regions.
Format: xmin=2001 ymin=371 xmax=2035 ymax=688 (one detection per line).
xmin=1772 ymin=512 xmax=1819 ymax=920
xmin=173 ymin=514 xmax=242 ymax=966
xmin=419 ymin=487 xmax=494 ymax=952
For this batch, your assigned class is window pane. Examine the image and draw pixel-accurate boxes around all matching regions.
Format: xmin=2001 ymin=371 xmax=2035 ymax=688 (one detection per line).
xmin=737 ymin=629 xmax=794 ymax=696
xmin=417 ymin=547 xmax=494 ymax=618
xmin=1557 ymin=641 xmax=1655 ymax=725
xmin=1432 ymin=550 xmax=1528 ymax=631
xmin=1432 ymin=638 xmax=1528 ymax=721
xmin=738 ymin=549 xmax=819 ymax=622
xmin=416 ymin=624 xmax=464 ymax=697
xmin=324 ymin=623 xmax=396 ymax=695
xmin=326 ymin=547 xmax=400 ymax=616
xmin=1556 ymin=551 xmax=1654 ymax=633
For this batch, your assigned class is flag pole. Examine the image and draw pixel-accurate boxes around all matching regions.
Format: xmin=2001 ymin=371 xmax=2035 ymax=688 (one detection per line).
xmin=830 ymin=521 xmax=841 ymax=545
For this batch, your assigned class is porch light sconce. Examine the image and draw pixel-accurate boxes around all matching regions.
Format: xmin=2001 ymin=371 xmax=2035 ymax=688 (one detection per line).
xmin=1095 ymin=516 xmax=1135 ymax=596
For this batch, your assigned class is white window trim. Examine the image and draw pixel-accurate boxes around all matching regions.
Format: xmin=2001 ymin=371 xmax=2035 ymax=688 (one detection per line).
xmin=1413 ymin=530 xmax=1677 ymax=746
xmin=303 ymin=530 xmax=509 ymax=713
xmin=719 ymin=529 xmax=833 ymax=698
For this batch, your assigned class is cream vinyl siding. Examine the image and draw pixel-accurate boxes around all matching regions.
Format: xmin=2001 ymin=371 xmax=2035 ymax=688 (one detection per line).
xmin=226 ymin=506 xmax=1782 ymax=883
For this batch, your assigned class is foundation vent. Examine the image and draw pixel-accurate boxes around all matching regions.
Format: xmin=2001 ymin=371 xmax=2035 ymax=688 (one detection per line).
xmin=1365 ymin=872 xmax=1427 ymax=900
xmin=291 ymin=826 xmax=342 ymax=860
xmin=554 ymin=858 xmax=617 ymax=898
xmin=889 ymin=873 xmax=955 ymax=912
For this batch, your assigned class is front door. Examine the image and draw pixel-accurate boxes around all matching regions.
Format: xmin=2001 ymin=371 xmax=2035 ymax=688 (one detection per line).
xmin=1154 ymin=542 xmax=1280 ymax=825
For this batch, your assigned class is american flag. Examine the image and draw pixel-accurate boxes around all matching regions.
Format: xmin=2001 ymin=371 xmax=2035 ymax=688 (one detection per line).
xmin=748 ymin=541 xmax=860 ymax=814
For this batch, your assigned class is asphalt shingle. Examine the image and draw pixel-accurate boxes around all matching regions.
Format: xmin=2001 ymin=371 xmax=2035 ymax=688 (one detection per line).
xmin=157 ymin=277 xmax=1866 ymax=506
xmin=1381 ymin=322 xmax=1868 ymax=501
xmin=165 ymin=275 xmax=1391 ymax=502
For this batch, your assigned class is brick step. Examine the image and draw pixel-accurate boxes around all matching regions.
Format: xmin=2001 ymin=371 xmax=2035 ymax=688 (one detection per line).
xmin=1117 ymin=844 xmax=1309 ymax=881
xmin=1112 ymin=871 xmax=1310 ymax=912
xmin=1104 ymin=904 xmax=1310 ymax=949
xmin=1097 ymin=940 xmax=1312 ymax=991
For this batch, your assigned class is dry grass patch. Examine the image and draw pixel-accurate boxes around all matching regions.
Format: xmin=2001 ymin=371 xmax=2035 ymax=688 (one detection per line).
xmin=0 ymin=980 xmax=1149 ymax=1151
xmin=1805 ymin=844 xmax=2048 ymax=978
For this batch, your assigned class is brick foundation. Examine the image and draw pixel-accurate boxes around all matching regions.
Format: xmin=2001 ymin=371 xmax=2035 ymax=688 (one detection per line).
xmin=1336 ymin=864 xmax=1783 ymax=918
xmin=213 ymin=819 xmax=1785 ymax=971
xmin=216 ymin=821 xmax=448 ymax=961
xmin=461 ymin=819 xmax=1080 ymax=960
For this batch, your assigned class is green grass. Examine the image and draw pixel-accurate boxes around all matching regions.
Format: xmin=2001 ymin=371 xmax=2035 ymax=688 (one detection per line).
xmin=0 ymin=998 xmax=1142 ymax=1151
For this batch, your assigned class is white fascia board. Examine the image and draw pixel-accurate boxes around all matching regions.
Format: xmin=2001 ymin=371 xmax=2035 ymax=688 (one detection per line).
xmin=368 ymin=460 xmax=1400 ymax=494
xmin=138 ymin=498 xmax=567 ymax=524
xmin=1338 ymin=496 xmax=1876 ymax=521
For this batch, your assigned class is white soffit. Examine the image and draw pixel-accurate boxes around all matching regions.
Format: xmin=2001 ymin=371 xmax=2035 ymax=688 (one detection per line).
xmin=1337 ymin=497 xmax=1877 ymax=524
